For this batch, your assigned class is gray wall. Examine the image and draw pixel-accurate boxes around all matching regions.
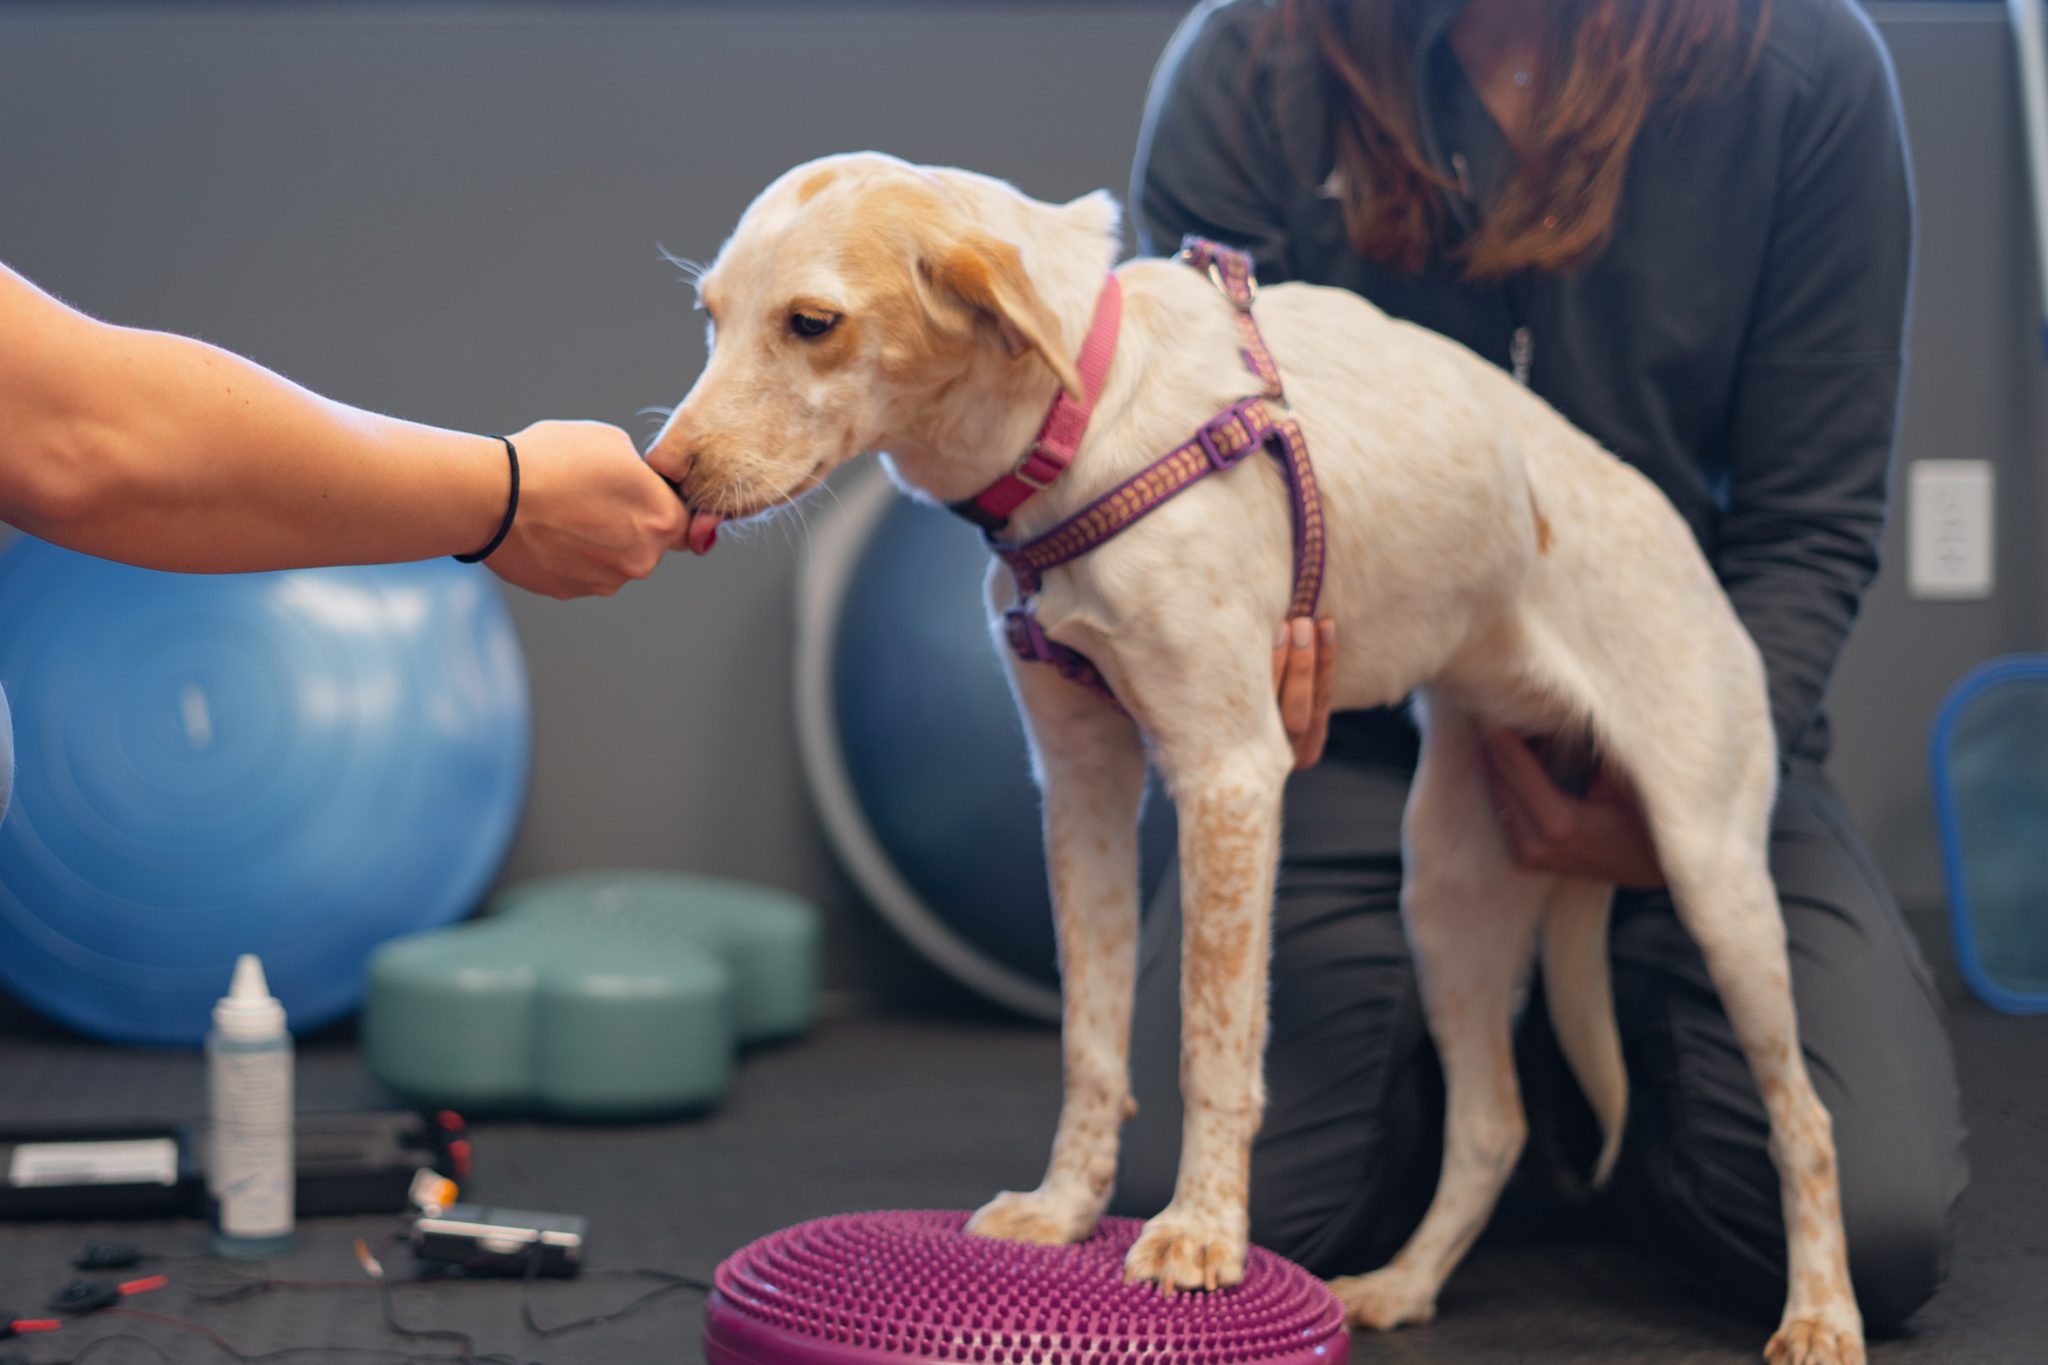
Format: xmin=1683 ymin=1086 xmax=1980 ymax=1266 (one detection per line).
xmin=1836 ymin=4 xmax=2048 ymax=906
xmin=0 ymin=1 xmax=2039 ymax=1007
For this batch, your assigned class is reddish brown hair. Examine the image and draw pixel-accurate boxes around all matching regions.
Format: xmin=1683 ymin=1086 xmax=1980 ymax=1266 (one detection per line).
xmin=1279 ymin=0 xmax=1769 ymax=278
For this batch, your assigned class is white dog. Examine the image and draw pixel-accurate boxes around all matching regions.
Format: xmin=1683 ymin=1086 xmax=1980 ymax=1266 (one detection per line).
xmin=651 ymin=152 xmax=1862 ymax=1365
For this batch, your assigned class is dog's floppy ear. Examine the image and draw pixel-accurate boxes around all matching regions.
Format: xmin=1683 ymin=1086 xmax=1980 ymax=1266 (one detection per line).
xmin=919 ymin=233 xmax=1084 ymax=399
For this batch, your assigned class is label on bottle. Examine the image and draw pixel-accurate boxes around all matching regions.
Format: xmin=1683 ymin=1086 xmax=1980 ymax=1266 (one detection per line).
xmin=208 ymin=1046 xmax=294 ymax=1238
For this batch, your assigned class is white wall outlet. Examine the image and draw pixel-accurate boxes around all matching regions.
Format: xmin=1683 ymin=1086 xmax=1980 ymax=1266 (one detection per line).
xmin=1908 ymin=460 xmax=1995 ymax=600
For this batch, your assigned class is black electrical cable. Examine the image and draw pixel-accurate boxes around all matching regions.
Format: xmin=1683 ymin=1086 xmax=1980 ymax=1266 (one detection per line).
xmin=374 ymin=1279 xmax=495 ymax=1364
xmin=72 ymin=1243 xmax=216 ymax=1271
xmin=57 ymin=1331 xmax=179 ymax=1364
xmin=184 ymin=1276 xmax=377 ymax=1307
xmin=185 ymin=1265 xmax=692 ymax=1308
xmin=516 ymin=1268 xmax=712 ymax=1340
xmin=102 ymin=1307 xmax=536 ymax=1365
xmin=35 ymin=1232 xmax=711 ymax=1365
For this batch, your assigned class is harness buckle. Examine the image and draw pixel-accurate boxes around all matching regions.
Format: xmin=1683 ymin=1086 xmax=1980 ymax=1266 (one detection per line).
xmin=1197 ymin=407 xmax=1259 ymax=471
xmin=1014 ymin=443 xmax=1065 ymax=491
xmin=1204 ymin=260 xmax=1257 ymax=311
xmin=1004 ymin=607 xmax=1053 ymax=663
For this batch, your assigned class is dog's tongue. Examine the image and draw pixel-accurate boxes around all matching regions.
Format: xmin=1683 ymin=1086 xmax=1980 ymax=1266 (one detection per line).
xmin=687 ymin=513 xmax=721 ymax=556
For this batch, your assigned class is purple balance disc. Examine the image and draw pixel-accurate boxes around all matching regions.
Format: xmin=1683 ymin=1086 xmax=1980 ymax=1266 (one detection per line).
xmin=705 ymin=1210 xmax=1349 ymax=1365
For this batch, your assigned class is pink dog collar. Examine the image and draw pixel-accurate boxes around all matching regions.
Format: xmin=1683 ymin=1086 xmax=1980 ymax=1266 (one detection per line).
xmin=954 ymin=275 xmax=1122 ymax=532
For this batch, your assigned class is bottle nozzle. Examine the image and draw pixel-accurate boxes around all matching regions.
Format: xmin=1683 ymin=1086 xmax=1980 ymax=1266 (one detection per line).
xmin=213 ymin=953 xmax=286 ymax=1039
xmin=229 ymin=953 xmax=270 ymax=1002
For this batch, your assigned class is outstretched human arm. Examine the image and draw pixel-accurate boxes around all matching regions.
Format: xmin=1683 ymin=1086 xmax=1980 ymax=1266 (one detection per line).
xmin=0 ymin=262 xmax=686 ymax=598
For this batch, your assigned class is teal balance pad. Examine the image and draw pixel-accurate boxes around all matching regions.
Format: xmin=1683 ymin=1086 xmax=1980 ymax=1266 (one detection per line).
xmin=363 ymin=870 xmax=822 ymax=1118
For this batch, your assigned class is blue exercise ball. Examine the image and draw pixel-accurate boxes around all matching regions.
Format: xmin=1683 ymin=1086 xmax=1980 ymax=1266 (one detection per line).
xmin=0 ymin=539 xmax=530 ymax=1045
xmin=796 ymin=468 xmax=1175 ymax=1020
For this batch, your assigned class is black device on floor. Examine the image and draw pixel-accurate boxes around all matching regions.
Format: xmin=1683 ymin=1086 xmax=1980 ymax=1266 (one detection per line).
xmin=0 ymin=1110 xmax=465 ymax=1221
xmin=410 ymin=1203 xmax=587 ymax=1278
xmin=0 ymin=1123 xmax=197 ymax=1221
xmin=294 ymin=1110 xmax=469 ymax=1216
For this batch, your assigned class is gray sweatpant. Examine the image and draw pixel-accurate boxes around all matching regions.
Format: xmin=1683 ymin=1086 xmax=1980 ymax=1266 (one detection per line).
xmin=1109 ymin=715 xmax=1967 ymax=1333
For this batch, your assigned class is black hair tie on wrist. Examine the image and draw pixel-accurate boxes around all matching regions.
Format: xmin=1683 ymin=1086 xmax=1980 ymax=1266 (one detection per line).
xmin=454 ymin=436 xmax=520 ymax=563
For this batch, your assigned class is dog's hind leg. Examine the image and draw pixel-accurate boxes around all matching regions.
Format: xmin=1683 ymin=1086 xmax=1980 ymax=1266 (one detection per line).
xmin=1332 ymin=693 xmax=1551 ymax=1331
xmin=968 ymin=652 xmax=1149 ymax=1247
xmin=1541 ymin=875 xmax=1626 ymax=1185
xmin=1634 ymin=766 xmax=1865 ymax=1365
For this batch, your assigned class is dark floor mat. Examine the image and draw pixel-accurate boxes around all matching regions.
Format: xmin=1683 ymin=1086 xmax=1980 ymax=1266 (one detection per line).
xmin=0 ymin=1000 xmax=2040 ymax=1364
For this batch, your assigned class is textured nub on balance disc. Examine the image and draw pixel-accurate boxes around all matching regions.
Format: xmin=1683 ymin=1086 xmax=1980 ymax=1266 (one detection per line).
xmin=705 ymin=1210 xmax=1349 ymax=1365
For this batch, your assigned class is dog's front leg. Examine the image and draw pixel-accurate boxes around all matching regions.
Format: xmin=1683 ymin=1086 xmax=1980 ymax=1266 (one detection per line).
xmin=1124 ymin=714 xmax=1292 ymax=1293
xmin=968 ymin=653 xmax=1148 ymax=1247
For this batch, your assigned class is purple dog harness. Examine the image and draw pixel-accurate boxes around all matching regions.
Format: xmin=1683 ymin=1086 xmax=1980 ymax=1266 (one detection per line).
xmin=953 ymin=238 xmax=1327 ymax=712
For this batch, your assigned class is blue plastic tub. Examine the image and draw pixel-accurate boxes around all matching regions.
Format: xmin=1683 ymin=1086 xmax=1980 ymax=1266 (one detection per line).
xmin=1931 ymin=654 xmax=2048 ymax=1014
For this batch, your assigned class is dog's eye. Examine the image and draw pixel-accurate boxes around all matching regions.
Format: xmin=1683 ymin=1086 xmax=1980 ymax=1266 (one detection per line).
xmin=789 ymin=310 xmax=841 ymax=339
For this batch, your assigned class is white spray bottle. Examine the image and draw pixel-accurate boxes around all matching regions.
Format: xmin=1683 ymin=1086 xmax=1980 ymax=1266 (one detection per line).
xmin=206 ymin=954 xmax=294 ymax=1257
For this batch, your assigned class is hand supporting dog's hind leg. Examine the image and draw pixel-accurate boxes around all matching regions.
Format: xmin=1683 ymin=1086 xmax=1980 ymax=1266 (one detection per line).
xmin=1124 ymin=747 xmax=1288 ymax=1293
xmin=970 ymin=667 xmax=1148 ymax=1248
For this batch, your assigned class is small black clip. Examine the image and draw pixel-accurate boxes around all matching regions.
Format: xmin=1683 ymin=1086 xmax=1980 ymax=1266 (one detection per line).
xmin=73 ymin=1243 xmax=142 ymax=1271
xmin=46 ymin=1280 xmax=119 ymax=1314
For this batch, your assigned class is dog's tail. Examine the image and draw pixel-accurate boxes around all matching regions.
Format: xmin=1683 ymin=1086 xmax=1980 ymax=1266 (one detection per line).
xmin=1540 ymin=878 xmax=1627 ymax=1187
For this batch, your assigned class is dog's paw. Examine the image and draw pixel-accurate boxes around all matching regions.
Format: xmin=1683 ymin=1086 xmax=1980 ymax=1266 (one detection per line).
xmin=966 ymin=1189 xmax=1100 ymax=1246
xmin=1122 ymin=1208 xmax=1246 ymax=1293
xmin=1764 ymin=1314 xmax=1866 ymax=1365
xmin=1329 ymin=1268 xmax=1439 ymax=1331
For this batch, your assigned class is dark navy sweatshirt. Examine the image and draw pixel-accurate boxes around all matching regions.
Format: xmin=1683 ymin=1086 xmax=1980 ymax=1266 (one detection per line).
xmin=1133 ymin=0 xmax=1913 ymax=763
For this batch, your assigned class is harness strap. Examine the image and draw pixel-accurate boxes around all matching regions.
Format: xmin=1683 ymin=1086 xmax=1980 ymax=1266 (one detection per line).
xmin=1003 ymin=610 xmax=1124 ymax=709
xmin=988 ymin=238 xmax=1326 ymax=714
xmin=1178 ymin=238 xmax=1285 ymax=399
xmin=997 ymin=396 xmax=1324 ymax=618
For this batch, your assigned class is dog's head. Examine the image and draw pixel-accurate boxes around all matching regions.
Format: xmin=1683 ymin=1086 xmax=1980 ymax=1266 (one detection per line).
xmin=649 ymin=152 xmax=1118 ymax=523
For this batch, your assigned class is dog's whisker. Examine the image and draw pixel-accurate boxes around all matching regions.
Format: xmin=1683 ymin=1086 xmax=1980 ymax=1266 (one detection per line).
xmin=787 ymin=493 xmax=818 ymax=557
xmin=810 ymin=474 xmax=849 ymax=519
xmin=655 ymin=245 xmax=707 ymax=287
